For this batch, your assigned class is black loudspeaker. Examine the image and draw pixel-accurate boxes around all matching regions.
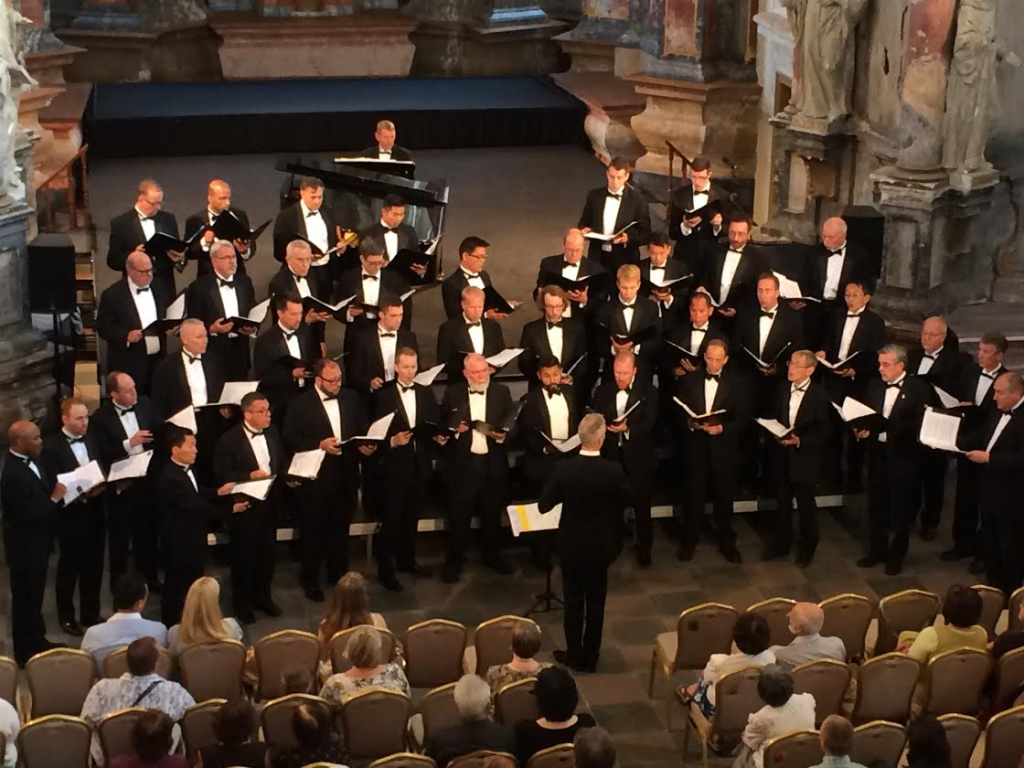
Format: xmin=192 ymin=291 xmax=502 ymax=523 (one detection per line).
xmin=28 ymin=233 xmax=76 ymax=313
xmin=843 ymin=206 xmax=885 ymax=285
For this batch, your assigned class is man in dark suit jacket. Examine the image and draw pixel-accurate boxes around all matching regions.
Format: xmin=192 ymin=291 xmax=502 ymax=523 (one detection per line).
xmin=437 ymin=286 xmax=506 ymax=373
xmin=662 ymin=291 xmax=730 ymax=397
xmin=107 ymin=179 xmax=185 ymax=297
xmin=577 ymin=156 xmax=651 ymax=273
xmin=361 ymin=193 xmax=421 ymax=266
xmin=268 ymin=239 xmax=332 ymax=353
xmin=282 ymin=359 xmax=372 ymax=601
xmin=534 ymin=228 xmax=608 ymax=323
xmin=426 ymin=675 xmax=516 ymax=767
xmin=763 ymin=352 xmax=833 ymax=567
xmin=214 ymin=391 xmax=286 ymax=622
xmin=640 ymin=232 xmax=693 ymax=332
xmin=668 ymin=157 xmax=727 ymax=265
xmin=816 ymin=279 xmax=886 ymax=489
xmin=41 ymin=397 xmax=107 ymax=636
xmin=441 ymin=236 xmax=500 ymax=320
xmin=97 ymin=250 xmax=172 ymax=396
xmin=91 ymin=371 xmax=162 ymax=592
xmin=272 ymin=176 xmax=346 ymax=291
xmin=253 ymin=294 xmax=319 ymax=424
xmin=336 ymin=239 xmax=412 ymax=353
xmin=185 ymin=240 xmax=258 ymax=380
xmin=959 ymin=371 xmax=1024 ymax=596
xmin=854 ymin=345 xmax=937 ymax=575
xmin=2 ymin=420 xmax=66 ymax=665
xmin=184 ymin=179 xmax=257 ymax=277
xmin=518 ymin=358 xmax=580 ymax=495
xmin=590 ymin=351 xmax=658 ymax=567
xmin=373 ymin=347 xmax=443 ymax=591
xmin=593 ymin=264 xmax=661 ymax=389
xmin=518 ymin=286 xmax=588 ymax=400
xmin=802 ymin=218 xmax=873 ymax=340
xmin=696 ymin=216 xmax=766 ymax=332
xmin=539 ymin=413 xmax=633 ymax=672
xmin=158 ymin=426 xmax=242 ymax=625
xmin=361 ymin=120 xmax=415 ymax=161
xmin=345 ymin=297 xmax=418 ymax=397
xmin=440 ymin=354 xmax=517 ymax=583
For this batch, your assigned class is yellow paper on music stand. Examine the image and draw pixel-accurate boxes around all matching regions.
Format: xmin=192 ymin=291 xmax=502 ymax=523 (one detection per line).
xmin=507 ymin=503 xmax=562 ymax=537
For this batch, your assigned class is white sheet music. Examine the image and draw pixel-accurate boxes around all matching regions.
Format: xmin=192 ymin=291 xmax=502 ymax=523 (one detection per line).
xmin=673 ymin=397 xmax=726 ymax=420
xmin=755 ymin=418 xmax=793 ymax=438
xmin=486 ymin=348 xmax=524 ymax=369
xmin=166 ymin=293 xmax=186 ymax=321
xmin=542 ymin=433 xmax=582 ymax=453
xmin=836 ymin=397 xmax=877 ymax=423
xmin=345 ymin=412 xmax=395 ymax=443
xmin=167 ymin=406 xmax=198 ymax=433
xmin=920 ymin=407 xmax=964 ymax=453
xmin=232 ymin=476 xmax=275 ymax=501
xmin=414 ymin=363 xmax=445 ymax=386
xmin=206 ymin=381 xmax=259 ymax=407
xmin=507 ymin=502 xmax=563 ymax=537
xmin=246 ymin=299 xmax=270 ymax=325
xmin=107 ymin=450 xmax=154 ymax=482
xmin=772 ymin=271 xmax=816 ymax=301
xmin=288 ymin=449 xmax=325 ymax=479
xmin=58 ymin=460 xmax=106 ymax=505
xmin=584 ymin=221 xmax=637 ymax=242
xmin=694 ymin=288 xmax=722 ymax=308
xmin=818 ymin=351 xmax=860 ymax=370
xmin=932 ymin=385 xmax=960 ymax=409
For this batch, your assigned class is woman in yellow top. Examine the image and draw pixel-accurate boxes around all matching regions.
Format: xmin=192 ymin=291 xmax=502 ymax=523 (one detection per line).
xmin=901 ymin=585 xmax=988 ymax=663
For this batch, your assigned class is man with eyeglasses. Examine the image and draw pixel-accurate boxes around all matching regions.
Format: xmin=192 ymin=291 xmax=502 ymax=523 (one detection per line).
xmin=107 ymin=178 xmax=185 ymax=297
xmin=441 ymin=236 xmax=507 ymax=320
xmin=97 ymin=249 xmax=172 ymax=395
xmin=668 ymin=156 xmax=727 ymax=256
xmin=337 ymin=238 xmax=412 ymax=353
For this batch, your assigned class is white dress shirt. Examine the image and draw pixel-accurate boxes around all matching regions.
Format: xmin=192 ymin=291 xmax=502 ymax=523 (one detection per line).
xmin=215 ymin=270 xmax=240 ymax=338
xmin=244 ymin=426 xmax=272 ymax=475
xmin=115 ymin=404 xmax=144 ymax=455
xmin=279 ymin=322 xmax=306 ymax=388
xmin=823 ymin=244 xmax=846 ymax=300
xmin=601 ymin=188 xmax=622 ymax=252
xmin=985 ymin=398 xmax=1023 ymax=453
xmin=974 ymin=367 xmax=1001 ymax=406
xmin=789 ymin=381 xmax=809 ymax=427
xmin=291 ymin=271 xmax=311 ymax=299
xmin=10 ymin=450 xmax=40 ymax=479
xmin=758 ymin=305 xmax=778 ymax=356
xmin=129 ymin=281 xmax=161 ymax=356
xmin=620 ymin=300 xmax=635 ymax=331
xmin=300 ymin=200 xmax=330 ymax=263
xmin=378 ymin=326 xmax=398 ymax=381
xmin=561 ymin=261 xmax=581 ymax=317
xmin=546 ymin=321 xmax=564 ymax=362
xmin=317 ymin=386 xmax=342 ymax=441
xmin=135 ymin=206 xmax=156 ymax=242
xmin=704 ymin=372 xmax=720 ymax=413
xmin=466 ymin=314 xmax=485 ymax=354
xmin=838 ymin=308 xmax=862 ymax=360
xmin=720 ymin=249 xmax=743 ymax=302
xmin=680 ymin=184 xmax=717 ymax=236
xmin=469 ymin=389 xmax=488 ymax=454
xmin=461 ymin=267 xmax=486 ymax=291
xmin=879 ymin=373 xmax=907 ymax=443
xmin=544 ymin=389 xmax=570 ymax=440
xmin=614 ymin=379 xmax=634 ymax=440
xmin=200 ymin=208 xmax=217 ymax=253
xmin=690 ymin=323 xmax=709 ymax=355
xmin=361 ymin=270 xmax=381 ymax=309
xmin=381 ymin=221 xmax=398 ymax=260
xmin=62 ymin=428 xmax=90 ymax=467
xmin=182 ymin=352 xmax=208 ymax=407
xmin=917 ymin=351 xmax=938 ymax=375
xmin=398 ymin=383 xmax=417 ymax=428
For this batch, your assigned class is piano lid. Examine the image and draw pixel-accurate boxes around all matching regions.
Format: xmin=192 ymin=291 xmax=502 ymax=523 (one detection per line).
xmin=276 ymin=156 xmax=450 ymax=208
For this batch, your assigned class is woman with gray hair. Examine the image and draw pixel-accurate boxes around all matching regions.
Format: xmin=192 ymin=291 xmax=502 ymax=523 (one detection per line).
xmin=733 ymin=665 xmax=815 ymax=768
xmin=427 ymin=674 xmax=516 ymax=767
xmin=319 ymin=625 xmax=410 ymax=705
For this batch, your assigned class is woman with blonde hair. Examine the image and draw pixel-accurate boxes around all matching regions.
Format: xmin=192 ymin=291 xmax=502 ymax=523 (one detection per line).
xmin=317 ymin=572 xmax=390 ymax=677
xmin=319 ymin=626 xmax=410 ymax=705
xmin=166 ymin=576 xmax=243 ymax=656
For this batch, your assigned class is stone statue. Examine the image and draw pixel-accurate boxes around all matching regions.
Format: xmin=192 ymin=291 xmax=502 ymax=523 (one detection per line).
xmin=0 ymin=0 xmax=34 ymax=203
xmin=941 ymin=0 xmax=1020 ymax=173
xmin=782 ymin=0 xmax=868 ymax=125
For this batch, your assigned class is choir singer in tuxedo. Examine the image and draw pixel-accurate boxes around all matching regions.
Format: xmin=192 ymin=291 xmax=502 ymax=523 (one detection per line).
xmin=695 ymin=215 xmax=765 ymax=332
xmin=578 ymin=156 xmax=651 ymax=273
xmin=594 ymin=264 xmax=661 ymax=388
xmin=158 ymin=426 xmax=246 ymax=625
xmin=282 ymin=359 xmax=372 ymax=602
xmin=591 ymin=351 xmax=658 ymax=567
xmin=674 ymin=339 xmax=746 ymax=563
xmin=185 ymin=179 xmax=256 ymax=277
xmin=853 ymin=345 xmax=935 ymax=575
xmin=272 ymin=176 xmax=345 ymax=292
xmin=960 ymin=371 xmax=1024 ymax=596
xmin=107 ymin=179 xmax=185 ymax=296
xmin=662 ymin=291 xmax=729 ymax=395
xmin=437 ymin=286 xmax=506 ymax=373
xmin=337 ymin=238 xmax=411 ymax=350
xmin=214 ymin=391 xmax=285 ymax=622
xmin=534 ymin=228 xmax=606 ymax=322
xmin=441 ymin=236 xmax=500 ymax=320
xmin=440 ymin=353 xmax=516 ymax=583
xmin=185 ymin=240 xmax=257 ymax=380
xmin=1 ymin=421 xmax=66 ymax=666
xmin=518 ymin=286 xmax=588 ymax=401
xmin=518 ymin=356 xmax=580 ymax=495
xmin=762 ymin=351 xmax=833 ymax=567
xmin=42 ymin=397 xmax=107 ymax=636
xmin=346 ymin=297 xmax=418 ymax=397
xmin=253 ymin=293 xmax=319 ymax=424
xmin=668 ymin=156 xmax=727 ymax=259
xmin=362 ymin=194 xmax=420 ymax=265
xmin=801 ymin=217 xmax=871 ymax=347
xmin=96 ymin=250 xmax=171 ymax=395
xmin=373 ymin=347 xmax=444 ymax=591
xmin=539 ymin=414 xmax=633 ymax=673
xmin=640 ymin=232 xmax=692 ymax=330
xmin=269 ymin=239 xmax=332 ymax=354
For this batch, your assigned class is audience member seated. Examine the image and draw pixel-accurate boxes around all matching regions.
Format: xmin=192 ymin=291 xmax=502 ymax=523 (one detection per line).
xmin=319 ymin=626 xmax=410 ymax=705
xmin=771 ymin=602 xmax=846 ymax=670
xmin=812 ymin=715 xmax=867 ymax=768
xmin=484 ymin=622 xmax=552 ymax=717
xmin=0 ymin=696 xmax=18 ymax=768
xmin=514 ymin=666 xmax=597 ymax=766
xmin=269 ymin=702 xmax=349 ymax=768
xmin=906 ymin=716 xmax=952 ymax=768
xmin=281 ymin=664 xmax=317 ymax=695
xmin=195 ymin=698 xmax=266 ymax=768
xmin=109 ymin=710 xmax=189 ymax=768
xmin=900 ymin=584 xmax=987 ymax=663
xmin=994 ymin=597 xmax=1024 ymax=660
xmin=81 ymin=637 xmax=196 ymax=765
xmin=317 ymin=572 xmax=390 ymax=680
xmin=166 ymin=576 xmax=243 ymax=657
xmin=574 ymin=726 xmax=616 ymax=768
xmin=678 ymin=613 xmax=775 ymax=718
xmin=427 ymin=674 xmax=516 ymax=768
xmin=81 ymin=574 xmax=168 ymax=664
xmin=733 ymin=665 xmax=816 ymax=768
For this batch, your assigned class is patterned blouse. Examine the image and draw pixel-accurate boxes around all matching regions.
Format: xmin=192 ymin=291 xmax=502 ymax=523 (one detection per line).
xmin=484 ymin=662 xmax=552 ymax=719
xmin=319 ymin=663 xmax=411 ymax=705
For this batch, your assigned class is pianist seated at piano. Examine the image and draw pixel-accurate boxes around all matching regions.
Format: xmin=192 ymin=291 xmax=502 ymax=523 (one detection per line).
xmin=360 ymin=119 xmax=414 ymax=162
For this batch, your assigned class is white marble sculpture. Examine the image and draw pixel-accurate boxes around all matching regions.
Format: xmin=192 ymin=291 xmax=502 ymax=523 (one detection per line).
xmin=0 ymin=0 xmax=34 ymax=204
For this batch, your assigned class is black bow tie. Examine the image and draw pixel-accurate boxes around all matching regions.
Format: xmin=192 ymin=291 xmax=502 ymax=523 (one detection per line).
xmin=244 ymin=426 xmax=263 ymax=437
xmin=705 ymin=372 xmax=720 ymax=381
xmin=135 ymin=286 xmax=150 ymax=294
xmin=650 ymin=265 xmax=665 ymax=271
xmin=363 ymin=274 xmax=378 ymax=281
xmin=847 ymin=313 xmax=862 ymax=318
xmin=67 ymin=436 xmax=85 ymax=444
xmin=620 ymin=302 xmax=635 ymax=310
xmin=115 ymin=405 xmax=135 ymax=415
xmin=981 ymin=370 xmax=999 ymax=380
xmin=306 ymin=211 xmax=319 ymax=218
xmin=792 ymin=383 xmax=809 ymax=393
xmin=562 ymin=261 xmax=577 ymax=269
xmin=382 ymin=226 xmax=395 ymax=233
xmin=886 ymin=381 xmax=903 ymax=390
xmin=546 ymin=321 xmax=560 ymax=330
xmin=693 ymin=326 xmax=708 ymax=334
xmin=321 ymin=392 xmax=338 ymax=401
xmin=282 ymin=330 xmax=296 ymax=340
xmin=140 ymin=215 xmax=154 ymax=222
xmin=620 ymin=386 xmax=632 ymax=395
xmin=293 ymin=275 xmax=305 ymax=283
xmin=828 ymin=248 xmax=844 ymax=256
xmin=606 ymin=192 xmax=622 ymax=200
xmin=924 ymin=351 xmax=939 ymax=360
xmin=19 ymin=456 xmax=33 ymax=465
xmin=760 ymin=310 xmax=776 ymax=319
xmin=185 ymin=355 xmax=202 ymax=365
xmin=217 ymin=278 xmax=234 ymax=288
xmin=469 ymin=390 xmax=486 ymax=396
xmin=398 ymin=384 xmax=414 ymax=394
xmin=467 ymin=321 xmax=481 ymax=328
xmin=379 ymin=332 xmax=396 ymax=338
xmin=545 ymin=387 xmax=562 ymax=398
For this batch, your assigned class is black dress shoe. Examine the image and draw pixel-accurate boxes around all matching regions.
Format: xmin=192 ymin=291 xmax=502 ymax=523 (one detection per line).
xmin=441 ymin=563 xmax=461 ymax=584
xmin=60 ymin=620 xmax=85 ymax=637
xmin=380 ymin=575 xmax=405 ymax=593
xmin=885 ymin=559 xmax=903 ymax=576
xmin=940 ymin=547 xmax=968 ymax=562
xmin=303 ymin=587 xmax=326 ymax=603
xmin=920 ymin=527 xmax=937 ymax=542
xmin=722 ymin=547 xmax=743 ymax=565
xmin=857 ymin=555 xmax=882 ymax=568
xmin=236 ymin=610 xmax=257 ymax=625
xmin=968 ymin=558 xmax=985 ymax=575
xmin=397 ymin=562 xmax=432 ymax=577
xmin=553 ymin=649 xmax=585 ymax=671
xmin=257 ymin=600 xmax=283 ymax=618
xmin=676 ymin=545 xmax=695 ymax=562
xmin=485 ymin=555 xmax=514 ymax=575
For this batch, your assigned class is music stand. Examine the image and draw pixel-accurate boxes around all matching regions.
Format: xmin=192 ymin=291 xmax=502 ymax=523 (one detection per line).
xmin=507 ymin=501 xmax=564 ymax=616
xmin=527 ymin=549 xmax=564 ymax=617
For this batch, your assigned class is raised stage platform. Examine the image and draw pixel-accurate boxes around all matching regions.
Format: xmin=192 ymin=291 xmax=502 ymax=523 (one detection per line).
xmin=84 ymin=75 xmax=588 ymax=159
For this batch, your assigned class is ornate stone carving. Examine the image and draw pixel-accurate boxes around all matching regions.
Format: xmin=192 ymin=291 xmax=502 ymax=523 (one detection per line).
xmin=1 ymin=0 xmax=36 ymax=205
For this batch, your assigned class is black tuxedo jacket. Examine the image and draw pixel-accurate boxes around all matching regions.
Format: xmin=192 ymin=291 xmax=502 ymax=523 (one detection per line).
xmin=361 ymin=222 xmax=419 ymax=259
xmin=662 ymin=318 xmax=730 ymax=379
xmin=862 ymin=375 xmax=936 ymax=467
xmin=668 ymin=182 xmax=728 ymax=246
xmin=213 ymin=423 xmax=287 ymax=483
xmin=440 ymin=381 xmax=515 ymax=473
xmin=441 ymin=269 xmax=493 ymax=320
xmin=733 ymin=303 xmax=804 ymax=380
xmin=272 ymin=202 xmax=342 ymax=262
xmin=185 ymin=272 xmax=257 ymax=379
xmin=41 ymin=431 xmax=106 ymax=538
xmin=346 ymin=325 xmax=419 ymax=393
xmin=960 ymin=406 xmax=1024 ymax=511
xmin=539 ymin=454 xmax=632 ymax=566
xmin=335 ymin=269 xmax=411 ymax=321
xmin=107 ymin=208 xmax=182 ymax=292
xmin=772 ymin=380 xmax=833 ymax=483
xmin=956 ymin=364 xmax=1007 ymax=432
xmin=818 ymin=306 xmax=886 ymax=386
xmin=591 ymin=379 xmax=659 ymax=480
xmin=518 ymin=385 xmax=580 ymax=458
xmin=374 ymin=382 xmax=441 ymax=481
xmin=268 ymin=265 xmax=328 ymax=303
xmin=253 ymin=324 xmax=320 ymax=419
xmin=907 ymin=344 xmax=971 ymax=394
xmin=91 ymin=397 xmax=162 ymax=467
xmin=676 ymin=365 xmax=748 ymax=466
xmin=281 ymin=386 xmax=367 ymax=492
xmin=185 ymin=207 xmax=256 ymax=276
xmin=97 ymin=278 xmax=172 ymax=393
xmin=699 ymin=242 xmax=767 ymax=314
xmin=436 ymin=317 xmax=505 ymax=373
xmin=157 ymin=462 xmax=226 ymax=570
xmin=1 ymin=453 xmax=58 ymax=569
xmin=803 ymin=242 xmax=871 ymax=302
xmin=517 ymin=317 xmax=588 ymax=385
xmin=359 ymin=145 xmax=414 ymax=161
xmin=151 ymin=353 xmax=227 ymax=419
xmin=577 ymin=186 xmax=651 ymax=265
xmin=640 ymin=258 xmax=693 ymax=330
xmin=535 ymin=254 xmax=608 ymax=320
xmin=593 ymin=297 xmax=662 ymax=361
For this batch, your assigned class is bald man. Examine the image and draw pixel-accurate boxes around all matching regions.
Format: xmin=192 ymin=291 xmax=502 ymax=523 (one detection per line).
xmin=1 ymin=421 xmax=67 ymax=665
xmin=535 ymin=228 xmax=608 ymax=322
xmin=107 ymin=179 xmax=184 ymax=297
xmin=770 ymin=602 xmax=846 ymax=670
xmin=185 ymin=179 xmax=257 ymax=276
xmin=802 ymin=217 xmax=872 ymax=347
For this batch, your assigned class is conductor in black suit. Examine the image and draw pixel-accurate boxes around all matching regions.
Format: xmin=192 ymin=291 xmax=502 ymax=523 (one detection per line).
xmin=539 ymin=413 xmax=633 ymax=673
xmin=91 ymin=371 xmax=162 ymax=592
xmin=41 ymin=397 xmax=107 ymax=636
xmin=361 ymin=119 xmax=415 ymax=161
xmin=184 ymin=179 xmax=256 ymax=277
xmin=668 ymin=157 xmax=727 ymax=264
xmin=577 ymin=156 xmax=651 ymax=273
xmin=440 ymin=353 xmax=516 ymax=583
xmin=282 ymin=359 xmax=373 ymax=602
xmin=158 ymin=426 xmax=245 ymax=625
xmin=96 ymin=250 xmax=171 ymax=396
xmin=441 ymin=236 xmax=500 ymax=320
xmin=373 ymin=347 xmax=444 ymax=592
xmin=1 ymin=420 xmax=66 ymax=666
xmin=185 ymin=240 xmax=258 ymax=380
xmin=107 ymin=179 xmax=185 ymax=297
xmin=253 ymin=293 xmax=318 ymax=423
xmin=268 ymin=239 xmax=331 ymax=355
xmin=272 ymin=176 xmax=346 ymax=293
xmin=695 ymin=216 xmax=766 ymax=332
xmin=214 ymin=391 xmax=286 ymax=622
xmin=534 ymin=228 xmax=607 ymax=323
xmin=854 ymin=345 xmax=936 ymax=575
xmin=960 ymin=371 xmax=1024 ymax=596
xmin=518 ymin=286 xmax=588 ymax=401
xmin=674 ymin=338 xmax=746 ymax=563
xmin=763 ymin=351 xmax=833 ymax=567
xmin=437 ymin=286 xmax=506 ymax=373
